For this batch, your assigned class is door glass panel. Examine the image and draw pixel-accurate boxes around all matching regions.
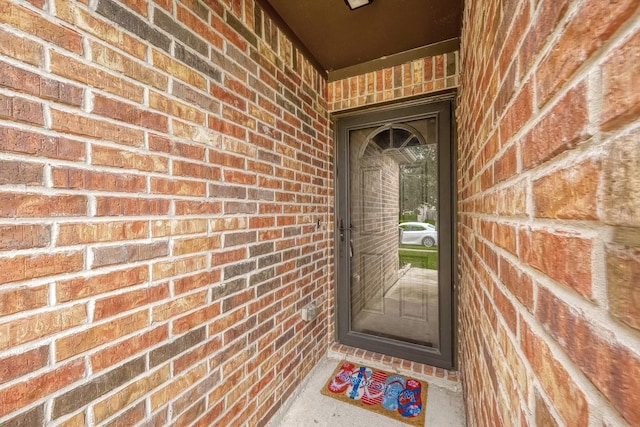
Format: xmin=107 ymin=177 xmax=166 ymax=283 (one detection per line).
xmin=348 ymin=117 xmax=440 ymax=349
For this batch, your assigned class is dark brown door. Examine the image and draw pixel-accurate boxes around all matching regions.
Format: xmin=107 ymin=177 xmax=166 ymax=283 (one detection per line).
xmin=336 ymin=99 xmax=454 ymax=368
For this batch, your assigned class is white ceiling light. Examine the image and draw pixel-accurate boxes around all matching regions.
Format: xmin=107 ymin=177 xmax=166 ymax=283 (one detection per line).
xmin=345 ymin=0 xmax=373 ymax=10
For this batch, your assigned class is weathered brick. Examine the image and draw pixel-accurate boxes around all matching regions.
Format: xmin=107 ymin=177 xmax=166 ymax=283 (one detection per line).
xmin=0 ymin=0 xmax=83 ymax=53
xmin=0 ymin=285 xmax=48 ymax=317
xmin=57 ymin=220 xmax=147 ymax=246
xmin=0 ymin=304 xmax=86 ymax=350
xmin=152 ymin=50 xmax=207 ymax=90
xmin=54 ymin=0 xmax=146 ymax=59
xmin=0 ymin=27 xmax=43 ymax=66
xmin=536 ymin=0 xmax=637 ymax=107
xmin=96 ymin=0 xmax=170 ymax=51
xmin=57 ymin=265 xmax=148 ymax=302
xmin=0 ymin=359 xmax=85 ymax=418
xmin=0 ymin=346 xmax=48 ymax=385
xmin=520 ymin=321 xmax=588 ymax=426
xmin=92 ymin=242 xmax=168 ymax=268
xmin=173 ymin=235 xmax=221 ymax=256
xmin=56 ymin=310 xmax=149 ymax=361
xmin=91 ymin=325 xmax=168 ymax=372
xmin=95 ymin=196 xmax=170 ymax=216
xmin=533 ymin=160 xmax=600 ymax=220
xmin=153 ymin=8 xmax=208 ymax=55
xmin=519 ymin=228 xmax=592 ymax=297
xmin=149 ymin=327 xmax=206 ymax=367
xmin=0 ymin=61 xmax=83 ymax=106
xmin=0 ymin=127 xmax=85 ymax=161
xmin=521 ymin=83 xmax=590 ymax=169
xmin=150 ymin=363 xmax=207 ymax=411
xmin=603 ymin=128 xmax=640 ymax=227
xmin=0 ymin=224 xmax=49 ymax=251
xmin=152 ymin=290 xmax=207 ymax=322
xmin=0 ymin=404 xmax=45 ymax=427
xmin=52 ymin=167 xmax=146 ymax=193
xmin=92 ymin=93 xmax=168 ymax=132
xmin=606 ymin=244 xmax=640 ymax=331
xmin=52 ymin=357 xmax=146 ymax=419
xmin=0 ymin=94 xmax=44 ymax=126
xmin=92 ymin=367 xmax=169 ymax=423
xmin=94 ymin=285 xmax=168 ymax=320
xmin=536 ymin=287 xmax=640 ymax=425
xmin=91 ymin=144 xmax=169 ymax=173
xmin=50 ymin=51 xmax=144 ymax=103
xmin=0 ymin=251 xmax=84 ymax=285
xmin=51 ymin=109 xmax=144 ymax=147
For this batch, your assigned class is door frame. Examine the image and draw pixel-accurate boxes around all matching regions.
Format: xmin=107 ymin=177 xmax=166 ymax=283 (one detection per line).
xmin=333 ymin=96 xmax=456 ymax=369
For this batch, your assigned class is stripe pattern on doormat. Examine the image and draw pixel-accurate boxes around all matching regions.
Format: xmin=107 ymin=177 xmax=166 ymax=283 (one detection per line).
xmin=320 ymin=360 xmax=428 ymax=426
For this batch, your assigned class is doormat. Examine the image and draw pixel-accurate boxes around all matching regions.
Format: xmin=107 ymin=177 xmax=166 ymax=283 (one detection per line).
xmin=320 ymin=360 xmax=428 ymax=426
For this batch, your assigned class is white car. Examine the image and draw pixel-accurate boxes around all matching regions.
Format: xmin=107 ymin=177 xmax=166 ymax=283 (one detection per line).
xmin=399 ymin=222 xmax=438 ymax=247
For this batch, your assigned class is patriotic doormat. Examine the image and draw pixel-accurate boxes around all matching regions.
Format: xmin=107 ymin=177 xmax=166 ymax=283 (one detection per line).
xmin=320 ymin=360 xmax=428 ymax=426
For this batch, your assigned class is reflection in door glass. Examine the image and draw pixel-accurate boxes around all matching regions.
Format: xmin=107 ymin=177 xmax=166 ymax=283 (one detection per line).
xmin=349 ymin=117 xmax=439 ymax=349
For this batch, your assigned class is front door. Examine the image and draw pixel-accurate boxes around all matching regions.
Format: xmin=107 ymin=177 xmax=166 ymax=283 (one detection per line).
xmin=335 ymin=99 xmax=454 ymax=368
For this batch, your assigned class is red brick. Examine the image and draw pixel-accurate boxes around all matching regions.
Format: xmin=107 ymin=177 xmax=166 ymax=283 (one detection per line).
xmin=56 ymin=266 xmax=149 ymax=302
xmin=52 ymin=167 xmax=146 ymax=193
xmin=54 ymin=0 xmax=147 ymax=59
xmin=0 ymin=224 xmax=49 ymax=251
xmin=606 ymin=244 xmax=640 ymax=331
xmin=533 ymin=160 xmax=600 ymax=220
xmin=603 ymin=128 xmax=640 ymax=227
xmin=519 ymin=228 xmax=592 ymax=297
xmin=57 ymin=221 xmax=148 ymax=246
xmin=152 ymin=50 xmax=207 ymax=90
xmin=94 ymin=284 xmax=169 ymax=321
xmin=536 ymin=0 xmax=637 ymax=107
xmin=91 ymin=144 xmax=168 ymax=173
xmin=173 ymin=159 xmax=221 ymax=180
xmin=0 ymin=359 xmax=85 ymax=418
xmin=173 ymin=235 xmax=221 ymax=256
xmin=521 ymin=83 xmax=590 ymax=169
xmin=0 ymin=192 xmax=86 ymax=219
xmin=498 ymin=81 xmax=532 ymax=145
xmin=0 ymin=285 xmax=48 ymax=317
xmin=152 ymin=290 xmax=207 ymax=322
xmin=520 ymin=321 xmax=588 ymax=426
xmin=536 ymin=287 xmax=640 ymax=425
xmin=0 ymin=159 xmax=43 ymax=186
xmin=51 ymin=109 xmax=144 ymax=147
xmin=0 ymin=27 xmax=43 ymax=65
xmin=0 ymin=346 xmax=48 ymax=385
xmin=0 ymin=0 xmax=83 ymax=54
xmin=56 ymin=310 xmax=149 ymax=361
xmin=0 ymin=94 xmax=44 ymax=125
xmin=152 ymin=255 xmax=207 ymax=280
xmin=91 ymin=325 xmax=168 ymax=372
xmin=150 ymin=177 xmax=207 ymax=197
xmin=92 ymin=242 xmax=168 ymax=268
xmin=95 ymin=196 xmax=170 ymax=216
xmin=172 ymin=303 xmax=222 ymax=334
xmin=177 ymin=4 xmax=223 ymax=48
xmin=0 ymin=251 xmax=83 ymax=285
xmin=174 ymin=270 xmax=221 ymax=294
xmin=92 ymin=94 xmax=168 ymax=132
xmin=494 ymin=223 xmax=516 ymax=255
xmin=50 ymin=51 xmax=144 ymax=103
xmin=601 ymin=30 xmax=640 ymax=130
xmin=0 ymin=127 xmax=85 ymax=161
xmin=498 ymin=257 xmax=534 ymax=311
xmin=0 ymin=61 xmax=83 ymax=106
xmin=0 ymin=304 xmax=86 ymax=351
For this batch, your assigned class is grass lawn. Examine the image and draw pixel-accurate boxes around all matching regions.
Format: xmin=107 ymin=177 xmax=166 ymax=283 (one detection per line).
xmin=399 ymin=247 xmax=438 ymax=270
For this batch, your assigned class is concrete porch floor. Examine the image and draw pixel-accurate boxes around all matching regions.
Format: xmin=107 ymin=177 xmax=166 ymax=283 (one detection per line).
xmin=268 ymin=356 xmax=466 ymax=427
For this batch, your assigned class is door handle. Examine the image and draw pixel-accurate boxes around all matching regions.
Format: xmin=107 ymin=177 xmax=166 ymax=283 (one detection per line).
xmin=339 ymin=219 xmax=353 ymax=242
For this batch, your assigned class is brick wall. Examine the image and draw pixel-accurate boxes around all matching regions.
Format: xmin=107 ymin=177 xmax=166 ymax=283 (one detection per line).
xmin=457 ymin=0 xmax=639 ymax=426
xmin=0 ymin=0 xmax=332 ymax=425
xmin=327 ymin=50 xmax=459 ymax=111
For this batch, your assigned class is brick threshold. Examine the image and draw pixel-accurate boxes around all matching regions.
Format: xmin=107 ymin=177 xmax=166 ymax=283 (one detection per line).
xmin=328 ymin=342 xmax=461 ymax=391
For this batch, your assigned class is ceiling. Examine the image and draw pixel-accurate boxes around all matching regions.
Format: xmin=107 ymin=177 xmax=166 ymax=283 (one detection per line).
xmin=259 ymin=0 xmax=464 ymax=79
